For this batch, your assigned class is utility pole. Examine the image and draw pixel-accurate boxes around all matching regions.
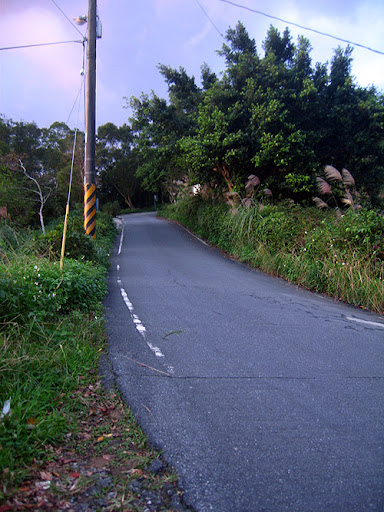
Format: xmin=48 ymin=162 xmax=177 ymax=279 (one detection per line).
xmin=84 ymin=0 xmax=97 ymax=238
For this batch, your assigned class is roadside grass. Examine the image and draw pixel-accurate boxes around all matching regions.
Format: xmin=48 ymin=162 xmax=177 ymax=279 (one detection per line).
xmin=0 ymin=311 xmax=104 ymax=483
xmin=0 ymin=213 xmax=190 ymax=511
xmin=162 ymin=197 xmax=384 ymax=315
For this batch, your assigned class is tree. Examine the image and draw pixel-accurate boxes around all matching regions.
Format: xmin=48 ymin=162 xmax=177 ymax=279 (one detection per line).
xmin=0 ymin=160 xmax=34 ymax=225
xmin=128 ymin=82 xmax=197 ymax=197
xmin=0 ymin=117 xmax=86 ymax=226
xmin=123 ymin=22 xmax=384 ymax=205
xmin=97 ymin=123 xmax=142 ymax=209
xmin=19 ymin=159 xmax=54 ymax=234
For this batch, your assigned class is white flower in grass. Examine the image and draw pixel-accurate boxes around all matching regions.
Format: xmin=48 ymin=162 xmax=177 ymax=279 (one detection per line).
xmin=0 ymin=398 xmax=11 ymax=421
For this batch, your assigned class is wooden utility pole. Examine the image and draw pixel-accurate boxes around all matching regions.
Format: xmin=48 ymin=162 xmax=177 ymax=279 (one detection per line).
xmin=84 ymin=0 xmax=97 ymax=238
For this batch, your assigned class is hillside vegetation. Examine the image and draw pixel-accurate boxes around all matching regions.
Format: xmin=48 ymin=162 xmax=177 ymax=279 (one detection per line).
xmin=163 ymin=197 xmax=384 ymax=315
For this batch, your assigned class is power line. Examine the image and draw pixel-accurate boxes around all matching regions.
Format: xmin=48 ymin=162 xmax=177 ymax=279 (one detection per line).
xmin=66 ymin=78 xmax=85 ymax=126
xmin=0 ymin=40 xmax=83 ymax=51
xmin=49 ymin=0 xmax=85 ymax=38
xmin=194 ymin=0 xmax=224 ymax=38
xmin=219 ymin=0 xmax=384 ymax=56
xmin=66 ymin=41 xmax=86 ymax=126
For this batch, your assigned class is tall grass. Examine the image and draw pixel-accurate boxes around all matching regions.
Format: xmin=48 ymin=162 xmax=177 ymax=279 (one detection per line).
xmin=163 ymin=197 xmax=384 ymax=315
xmin=0 ymin=212 xmax=116 ymax=483
xmin=0 ymin=312 xmax=103 ymax=475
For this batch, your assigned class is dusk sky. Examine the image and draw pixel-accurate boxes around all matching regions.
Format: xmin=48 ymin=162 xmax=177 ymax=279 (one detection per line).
xmin=1 ymin=0 xmax=384 ymax=131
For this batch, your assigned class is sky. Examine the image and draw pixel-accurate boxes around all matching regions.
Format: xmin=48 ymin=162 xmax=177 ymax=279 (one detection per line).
xmin=1 ymin=0 xmax=384 ymax=131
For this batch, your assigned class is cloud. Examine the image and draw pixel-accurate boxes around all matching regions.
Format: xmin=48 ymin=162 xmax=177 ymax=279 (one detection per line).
xmin=154 ymin=0 xmax=182 ymax=20
xmin=1 ymin=6 xmax=85 ymax=106
xmin=187 ymin=21 xmax=212 ymax=47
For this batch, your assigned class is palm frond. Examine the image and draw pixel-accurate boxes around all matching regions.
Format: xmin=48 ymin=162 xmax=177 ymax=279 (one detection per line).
xmin=313 ymin=197 xmax=329 ymax=209
xmin=324 ymin=165 xmax=342 ymax=182
xmin=316 ymin=177 xmax=332 ymax=195
xmin=341 ymin=168 xmax=355 ymax=186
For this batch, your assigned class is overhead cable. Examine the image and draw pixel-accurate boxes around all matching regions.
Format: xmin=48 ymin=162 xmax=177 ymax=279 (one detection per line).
xmin=194 ymin=0 xmax=224 ymax=38
xmin=0 ymin=40 xmax=83 ymax=51
xmin=49 ymin=0 xmax=85 ymax=38
xmin=219 ymin=0 xmax=384 ymax=56
xmin=66 ymin=79 xmax=85 ymax=126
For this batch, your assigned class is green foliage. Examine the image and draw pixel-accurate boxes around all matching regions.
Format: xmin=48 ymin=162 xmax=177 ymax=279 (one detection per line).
xmin=0 ymin=311 xmax=103 ymax=476
xmin=0 ymin=117 xmax=85 ymax=227
xmin=0 ymin=211 xmax=116 ymax=325
xmin=126 ymin=22 xmax=384 ymax=206
xmin=36 ymin=210 xmax=116 ymax=267
xmin=162 ymin=199 xmax=384 ymax=314
xmin=284 ymin=173 xmax=313 ymax=195
xmin=0 ymin=258 xmax=106 ymax=323
xmin=339 ymin=209 xmax=384 ymax=258
xmin=39 ymin=224 xmax=97 ymax=261
xmin=0 ymin=166 xmax=34 ymax=225
xmin=0 ymin=213 xmax=117 ymax=482
xmin=102 ymin=200 xmax=121 ymax=217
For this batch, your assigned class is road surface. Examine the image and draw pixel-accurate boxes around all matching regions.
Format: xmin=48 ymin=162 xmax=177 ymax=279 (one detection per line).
xmin=104 ymin=212 xmax=384 ymax=512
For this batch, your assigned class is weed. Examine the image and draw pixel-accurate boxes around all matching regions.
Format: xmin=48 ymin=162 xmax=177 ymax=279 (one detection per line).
xmin=161 ymin=198 xmax=384 ymax=315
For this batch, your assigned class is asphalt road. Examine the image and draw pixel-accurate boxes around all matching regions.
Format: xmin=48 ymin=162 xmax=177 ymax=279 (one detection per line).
xmin=104 ymin=212 xmax=384 ymax=512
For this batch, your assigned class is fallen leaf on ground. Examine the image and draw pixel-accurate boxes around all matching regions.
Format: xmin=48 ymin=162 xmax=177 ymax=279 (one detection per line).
xmin=39 ymin=471 xmax=53 ymax=480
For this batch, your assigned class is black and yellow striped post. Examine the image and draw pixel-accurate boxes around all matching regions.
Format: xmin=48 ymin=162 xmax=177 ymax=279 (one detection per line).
xmin=84 ymin=183 xmax=96 ymax=238
xmin=84 ymin=0 xmax=97 ymax=238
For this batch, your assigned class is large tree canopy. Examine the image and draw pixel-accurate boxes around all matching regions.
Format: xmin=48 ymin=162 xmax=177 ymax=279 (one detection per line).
xmin=127 ymin=22 xmax=384 ymax=204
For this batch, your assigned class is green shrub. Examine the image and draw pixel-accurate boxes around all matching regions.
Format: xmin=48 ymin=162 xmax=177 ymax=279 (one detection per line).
xmin=36 ymin=210 xmax=116 ymax=267
xmin=161 ymin=199 xmax=384 ymax=314
xmin=39 ymin=225 xmax=97 ymax=261
xmin=0 ymin=258 xmax=106 ymax=323
xmin=102 ymin=200 xmax=121 ymax=216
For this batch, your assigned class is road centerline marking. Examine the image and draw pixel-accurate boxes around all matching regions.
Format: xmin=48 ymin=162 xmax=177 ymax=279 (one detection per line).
xmin=117 ymin=281 xmax=165 ymax=359
xmin=117 ymin=223 xmax=124 ymax=255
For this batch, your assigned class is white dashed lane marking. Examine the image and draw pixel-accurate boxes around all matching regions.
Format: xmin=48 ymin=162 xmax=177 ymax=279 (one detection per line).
xmin=117 ymin=280 xmax=165 ymax=358
xmin=116 ymin=219 xmax=174 ymax=373
xmin=117 ymin=224 xmax=124 ymax=255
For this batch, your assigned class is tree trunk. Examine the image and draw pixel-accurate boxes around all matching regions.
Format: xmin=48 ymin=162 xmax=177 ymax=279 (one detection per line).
xmin=124 ymin=195 xmax=134 ymax=209
xmin=39 ymin=204 xmax=46 ymax=234
xmin=215 ymin=162 xmax=234 ymax=192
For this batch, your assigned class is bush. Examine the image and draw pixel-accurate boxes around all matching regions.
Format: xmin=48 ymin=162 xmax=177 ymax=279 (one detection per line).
xmin=0 ymin=211 xmax=117 ymax=483
xmin=36 ymin=210 xmax=116 ymax=267
xmin=0 ymin=258 xmax=106 ymax=323
xmin=161 ymin=199 xmax=384 ymax=314
xmin=39 ymin=225 xmax=97 ymax=261
xmin=102 ymin=200 xmax=121 ymax=217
